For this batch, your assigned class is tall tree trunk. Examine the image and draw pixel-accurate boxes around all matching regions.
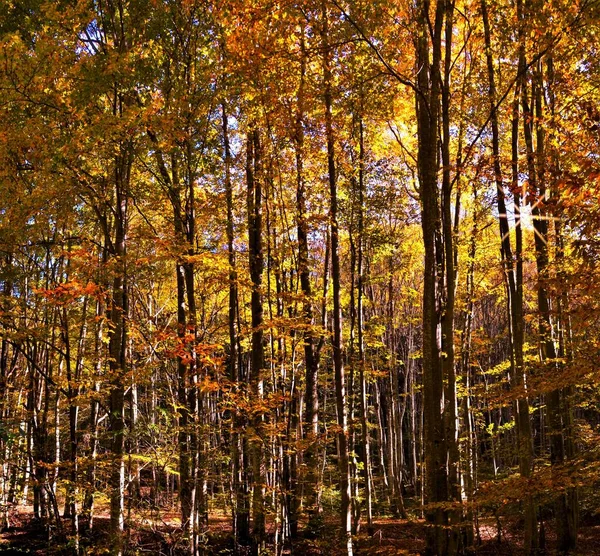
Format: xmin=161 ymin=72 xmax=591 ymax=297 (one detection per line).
xmin=460 ymin=181 xmax=478 ymax=550
xmin=294 ymin=28 xmax=321 ymax=533
xmin=530 ymin=54 xmax=578 ymax=553
xmin=481 ymin=0 xmax=538 ymax=550
xmin=322 ymin=5 xmax=352 ymax=553
xmin=82 ymin=244 xmax=106 ymax=533
xmin=223 ymin=104 xmax=250 ymax=546
xmin=102 ymin=5 xmax=133 ymax=551
xmin=0 ymin=259 xmax=13 ymax=531
xmin=147 ymin=130 xmax=202 ymax=553
xmin=387 ymin=263 xmax=407 ymax=518
xmin=546 ymin=55 xmax=579 ymax=552
xmin=247 ymin=128 xmax=266 ymax=555
xmin=415 ymin=0 xmax=449 ymax=553
xmin=356 ymin=117 xmax=374 ymax=536
xmin=108 ymin=148 xmax=131 ymax=556
xmin=183 ymin=140 xmax=202 ymax=552
xmin=440 ymin=2 xmax=462 ymax=550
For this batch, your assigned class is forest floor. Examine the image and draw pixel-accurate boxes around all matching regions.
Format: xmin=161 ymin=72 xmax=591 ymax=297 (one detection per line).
xmin=2 ymin=505 xmax=600 ymax=555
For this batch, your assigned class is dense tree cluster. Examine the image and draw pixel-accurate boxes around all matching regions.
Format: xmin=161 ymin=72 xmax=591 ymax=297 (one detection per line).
xmin=1 ymin=0 xmax=600 ymax=554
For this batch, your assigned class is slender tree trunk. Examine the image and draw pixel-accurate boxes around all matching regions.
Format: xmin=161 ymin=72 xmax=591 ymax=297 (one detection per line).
xmin=356 ymin=118 xmax=374 ymax=536
xmin=440 ymin=2 xmax=462 ymax=550
xmin=83 ymin=247 xmax=106 ymax=532
xmin=247 ymin=128 xmax=266 ymax=555
xmin=183 ymin=140 xmax=202 ymax=552
xmin=0 ymin=262 xmax=13 ymax=531
xmin=481 ymin=1 xmax=538 ymax=550
xmin=530 ymin=55 xmax=578 ymax=553
xmin=294 ymin=28 xmax=321 ymax=533
xmin=322 ymin=5 xmax=352 ymax=553
xmin=460 ymin=184 xmax=477 ymax=550
xmin=108 ymin=151 xmax=131 ymax=556
xmin=548 ymin=50 xmax=579 ymax=547
xmin=223 ymin=104 xmax=251 ymax=547
xmin=387 ymin=267 xmax=407 ymax=517
xmin=61 ymin=296 xmax=83 ymax=551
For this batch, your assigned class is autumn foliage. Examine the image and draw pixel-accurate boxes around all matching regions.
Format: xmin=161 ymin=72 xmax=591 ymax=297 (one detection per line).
xmin=1 ymin=0 xmax=600 ymax=555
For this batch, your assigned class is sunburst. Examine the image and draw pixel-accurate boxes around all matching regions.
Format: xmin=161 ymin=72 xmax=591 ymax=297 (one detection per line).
xmin=498 ymin=188 xmax=561 ymax=247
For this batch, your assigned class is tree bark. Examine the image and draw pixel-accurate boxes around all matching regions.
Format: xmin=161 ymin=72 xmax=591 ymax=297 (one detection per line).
xmin=108 ymin=147 xmax=131 ymax=556
xmin=247 ymin=128 xmax=266 ymax=555
xmin=322 ymin=5 xmax=352 ymax=553
xmin=415 ymin=1 xmax=450 ymax=553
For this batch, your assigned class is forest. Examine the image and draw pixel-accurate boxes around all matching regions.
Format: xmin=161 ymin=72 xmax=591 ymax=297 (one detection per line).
xmin=0 ymin=0 xmax=599 ymax=554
